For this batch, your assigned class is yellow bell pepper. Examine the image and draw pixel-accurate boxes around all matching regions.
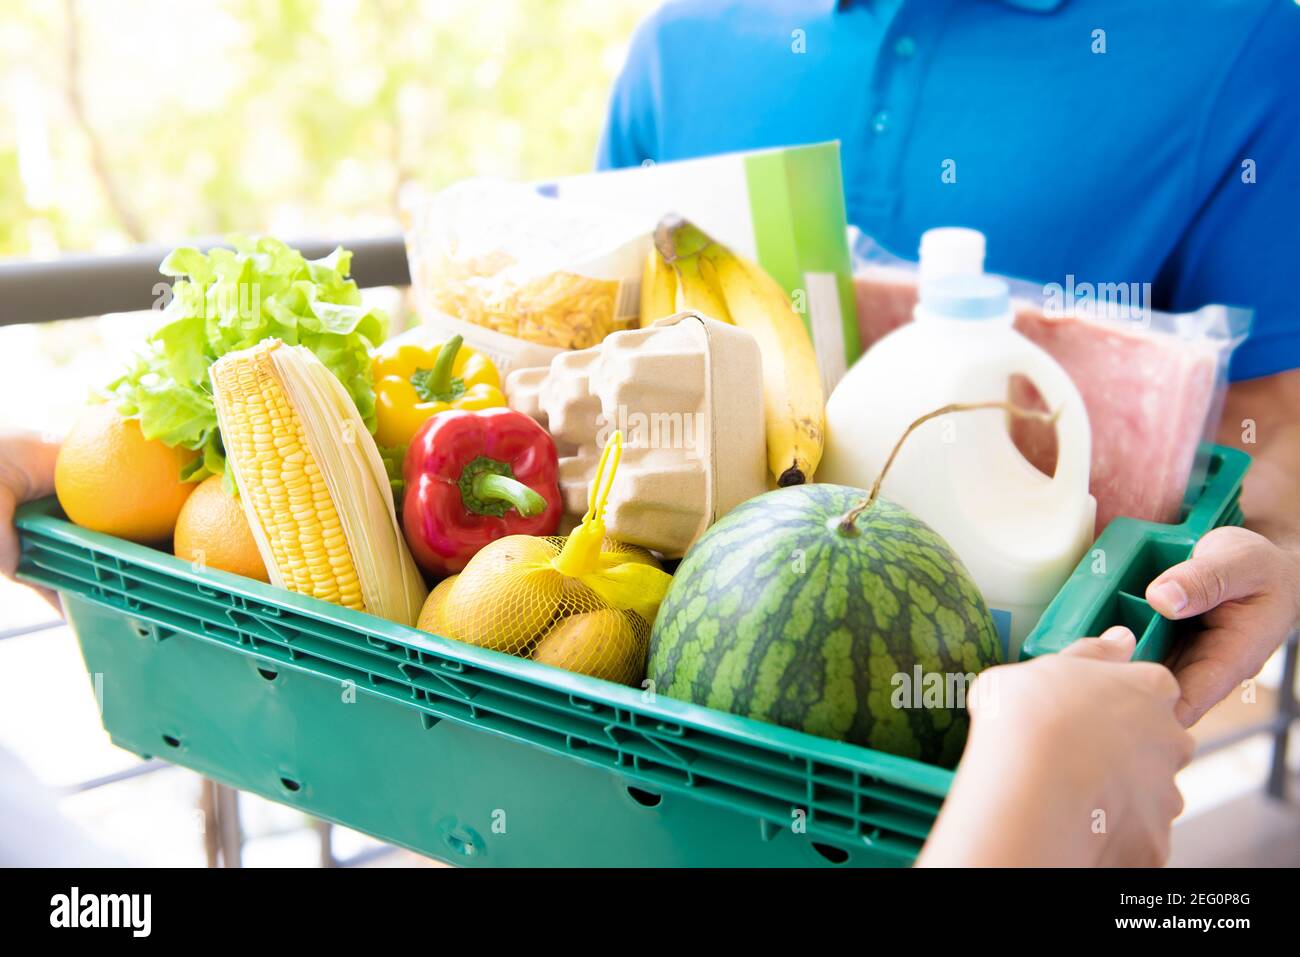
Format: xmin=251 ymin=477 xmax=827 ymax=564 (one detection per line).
xmin=372 ymin=334 xmax=506 ymax=448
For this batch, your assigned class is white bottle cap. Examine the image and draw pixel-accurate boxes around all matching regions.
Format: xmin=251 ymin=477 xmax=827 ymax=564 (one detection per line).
xmin=918 ymin=227 xmax=986 ymax=283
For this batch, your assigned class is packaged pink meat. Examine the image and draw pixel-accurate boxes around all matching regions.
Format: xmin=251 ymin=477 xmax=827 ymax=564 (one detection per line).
xmin=1009 ymin=305 xmax=1224 ymax=532
xmin=849 ymin=232 xmax=1248 ymax=533
xmin=853 ymin=264 xmax=917 ymax=348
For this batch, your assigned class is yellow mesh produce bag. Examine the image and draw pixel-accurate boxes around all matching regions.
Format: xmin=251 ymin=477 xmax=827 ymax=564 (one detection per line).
xmin=419 ymin=431 xmax=673 ymax=685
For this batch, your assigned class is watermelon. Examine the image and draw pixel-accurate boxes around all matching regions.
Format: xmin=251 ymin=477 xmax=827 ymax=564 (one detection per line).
xmin=648 ymin=484 xmax=1002 ymax=767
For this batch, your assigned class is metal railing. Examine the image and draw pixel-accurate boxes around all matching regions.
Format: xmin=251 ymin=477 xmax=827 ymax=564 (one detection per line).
xmin=0 ymin=235 xmax=409 ymax=327
xmin=0 ymin=238 xmax=1294 ymax=867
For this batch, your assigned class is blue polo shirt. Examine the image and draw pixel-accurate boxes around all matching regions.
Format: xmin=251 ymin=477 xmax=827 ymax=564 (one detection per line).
xmin=597 ymin=0 xmax=1300 ymax=381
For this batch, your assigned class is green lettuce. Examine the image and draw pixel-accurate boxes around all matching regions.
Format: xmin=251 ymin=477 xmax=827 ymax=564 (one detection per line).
xmin=108 ymin=235 xmax=389 ymax=483
xmin=378 ymin=443 xmax=408 ymax=505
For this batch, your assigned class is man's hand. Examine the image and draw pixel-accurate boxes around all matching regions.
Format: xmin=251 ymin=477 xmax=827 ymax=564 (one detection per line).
xmin=1145 ymin=525 xmax=1300 ymax=726
xmin=1161 ymin=368 xmax=1300 ymax=725
xmin=918 ymin=628 xmax=1193 ymax=867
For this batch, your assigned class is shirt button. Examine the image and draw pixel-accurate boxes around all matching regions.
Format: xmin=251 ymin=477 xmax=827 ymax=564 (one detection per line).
xmin=872 ymin=110 xmax=892 ymax=135
xmin=894 ymin=35 xmax=917 ymax=58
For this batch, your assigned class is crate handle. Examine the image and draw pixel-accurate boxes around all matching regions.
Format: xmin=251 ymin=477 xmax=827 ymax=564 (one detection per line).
xmin=1180 ymin=445 xmax=1250 ymax=540
xmin=1021 ymin=443 xmax=1250 ymax=661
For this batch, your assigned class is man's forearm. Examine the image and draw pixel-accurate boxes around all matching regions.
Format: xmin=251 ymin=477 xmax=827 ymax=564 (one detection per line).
xmin=1240 ymin=421 xmax=1300 ymax=550
xmin=1216 ymin=369 xmax=1300 ymax=549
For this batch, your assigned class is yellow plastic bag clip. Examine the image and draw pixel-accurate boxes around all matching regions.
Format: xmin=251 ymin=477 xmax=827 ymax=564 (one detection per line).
xmin=552 ymin=430 xmax=622 ymax=578
xmin=551 ymin=432 xmax=672 ymax=622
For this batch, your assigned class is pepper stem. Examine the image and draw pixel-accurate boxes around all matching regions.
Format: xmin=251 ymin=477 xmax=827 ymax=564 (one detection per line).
xmin=425 ymin=334 xmax=463 ymax=395
xmin=471 ymin=471 xmax=546 ymax=518
xmin=835 ymin=400 xmax=1062 ymax=535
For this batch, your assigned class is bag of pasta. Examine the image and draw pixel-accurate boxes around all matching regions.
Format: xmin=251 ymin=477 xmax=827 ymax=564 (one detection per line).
xmin=401 ymin=180 xmax=649 ymax=373
xmin=418 ymin=431 xmax=673 ymax=686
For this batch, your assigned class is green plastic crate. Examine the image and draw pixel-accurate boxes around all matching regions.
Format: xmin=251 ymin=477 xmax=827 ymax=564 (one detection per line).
xmin=14 ymin=443 xmax=1249 ymax=867
xmin=1023 ymin=444 xmax=1251 ymax=663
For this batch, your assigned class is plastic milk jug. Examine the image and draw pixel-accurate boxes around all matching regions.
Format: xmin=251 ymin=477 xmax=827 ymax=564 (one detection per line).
xmin=819 ymin=274 xmax=1096 ymax=659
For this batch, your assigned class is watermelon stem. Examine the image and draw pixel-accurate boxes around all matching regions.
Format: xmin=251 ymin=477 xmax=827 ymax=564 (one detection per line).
xmin=835 ymin=399 xmax=1062 ymax=535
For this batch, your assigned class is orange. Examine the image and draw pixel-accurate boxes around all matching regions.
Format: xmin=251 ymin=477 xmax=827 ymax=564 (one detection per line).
xmin=55 ymin=403 xmax=198 ymax=543
xmin=174 ymin=476 xmax=269 ymax=582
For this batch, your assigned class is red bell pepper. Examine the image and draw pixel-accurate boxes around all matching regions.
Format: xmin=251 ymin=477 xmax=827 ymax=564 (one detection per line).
xmin=403 ymin=407 xmax=562 ymax=576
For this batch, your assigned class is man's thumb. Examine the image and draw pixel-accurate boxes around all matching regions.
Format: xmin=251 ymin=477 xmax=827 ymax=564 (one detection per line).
xmin=1145 ymin=526 xmax=1271 ymax=620
xmin=1059 ymin=626 xmax=1136 ymax=661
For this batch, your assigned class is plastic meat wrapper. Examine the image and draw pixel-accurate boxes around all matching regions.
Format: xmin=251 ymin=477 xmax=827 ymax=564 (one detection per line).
xmin=848 ymin=228 xmax=1251 ymax=533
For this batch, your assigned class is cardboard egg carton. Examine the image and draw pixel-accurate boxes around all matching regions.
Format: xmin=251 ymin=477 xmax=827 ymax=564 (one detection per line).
xmin=506 ymin=312 xmax=766 ymax=557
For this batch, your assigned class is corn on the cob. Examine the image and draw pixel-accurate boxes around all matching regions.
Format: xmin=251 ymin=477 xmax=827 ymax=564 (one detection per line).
xmin=210 ymin=339 xmax=427 ymax=625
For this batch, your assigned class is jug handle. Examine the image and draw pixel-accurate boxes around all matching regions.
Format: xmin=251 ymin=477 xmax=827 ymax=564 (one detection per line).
xmin=977 ymin=349 xmax=1092 ymax=504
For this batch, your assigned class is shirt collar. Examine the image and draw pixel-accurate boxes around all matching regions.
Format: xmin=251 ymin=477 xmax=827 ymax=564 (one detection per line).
xmin=836 ymin=0 xmax=1066 ymax=10
xmin=999 ymin=0 xmax=1067 ymax=10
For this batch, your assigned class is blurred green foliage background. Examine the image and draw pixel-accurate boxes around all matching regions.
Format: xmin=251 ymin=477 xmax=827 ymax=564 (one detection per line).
xmin=0 ymin=0 xmax=655 ymax=257
xmin=0 ymin=0 xmax=655 ymax=433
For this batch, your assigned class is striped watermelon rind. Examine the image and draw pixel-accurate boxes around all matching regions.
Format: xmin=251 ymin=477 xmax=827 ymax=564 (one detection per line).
xmin=648 ymin=484 xmax=1002 ymax=768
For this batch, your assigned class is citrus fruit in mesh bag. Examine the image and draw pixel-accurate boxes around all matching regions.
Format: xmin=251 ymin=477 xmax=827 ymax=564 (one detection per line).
xmin=533 ymin=608 xmax=644 ymax=685
xmin=416 ymin=574 xmax=458 ymax=634
xmin=439 ymin=535 xmax=563 ymax=652
xmin=429 ymin=431 xmax=672 ymax=684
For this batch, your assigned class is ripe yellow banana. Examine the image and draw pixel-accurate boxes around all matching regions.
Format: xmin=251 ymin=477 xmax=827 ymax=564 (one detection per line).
xmin=706 ymin=249 xmax=825 ymax=485
xmin=640 ymin=246 xmax=679 ymax=325
xmin=654 ymin=215 xmax=733 ymax=325
xmin=655 ymin=214 xmax=824 ymax=486
xmin=672 ymin=255 xmax=733 ymax=324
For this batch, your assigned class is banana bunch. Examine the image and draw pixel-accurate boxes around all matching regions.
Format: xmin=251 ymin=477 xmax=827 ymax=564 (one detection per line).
xmin=643 ymin=215 xmax=824 ymax=486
